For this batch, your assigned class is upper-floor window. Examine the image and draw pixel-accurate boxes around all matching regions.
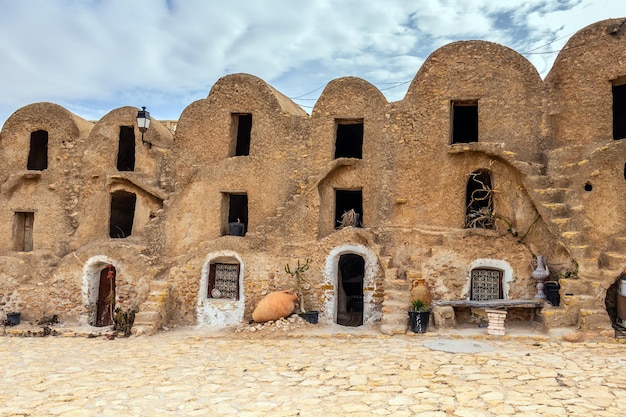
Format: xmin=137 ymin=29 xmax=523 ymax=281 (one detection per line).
xmin=613 ymin=77 xmax=626 ymax=140
xmin=335 ymin=119 xmax=363 ymax=159
xmin=27 ymin=130 xmax=48 ymax=170
xmin=465 ymin=169 xmax=493 ymax=229
xmin=230 ymin=113 xmax=252 ymax=156
xmin=451 ymin=100 xmax=478 ymax=144
xmin=109 ymin=190 xmax=136 ymax=238
xmin=335 ymin=189 xmax=363 ymax=229
xmin=117 ymin=126 xmax=135 ymax=171
xmin=222 ymin=192 xmax=248 ymax=236
xmin=13 ymin=211 xmax=34 ymax=251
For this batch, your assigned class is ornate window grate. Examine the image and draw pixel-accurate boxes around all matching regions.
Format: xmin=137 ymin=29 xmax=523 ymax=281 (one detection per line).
xmin=470 ymin=268 xmax=503 ymax=301
xmin=208 ymin=263 xmax=240 ymax=300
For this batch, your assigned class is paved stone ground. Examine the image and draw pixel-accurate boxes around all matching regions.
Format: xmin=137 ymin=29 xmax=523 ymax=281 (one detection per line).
xmin=1 ymin=326 xmax=626 ymax=416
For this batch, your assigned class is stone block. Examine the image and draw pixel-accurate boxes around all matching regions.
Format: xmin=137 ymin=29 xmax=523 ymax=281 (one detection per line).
xmin=432 ymin=305 xmax=456 ymax=329
xmin=578 ymin=309 xmax=612 ymax=331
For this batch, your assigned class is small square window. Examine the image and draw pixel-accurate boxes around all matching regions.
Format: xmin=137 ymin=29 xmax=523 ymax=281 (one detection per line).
xmin=335 ymin=189 xmax=363 ymax=229
xmin=223 ymin=192 xmax=248 ymax=236
xmin=231 ymin=113 xmax=252 ymax=156
xmin=613 ymin=78 xmax=626 ymax=140
xmin=451 ymin=100 xmax=478 ymax=144
xmin=335 ymin=119 xmax=363 ymax=159
xmin=13 ymin=211 xmax=34 ymax=251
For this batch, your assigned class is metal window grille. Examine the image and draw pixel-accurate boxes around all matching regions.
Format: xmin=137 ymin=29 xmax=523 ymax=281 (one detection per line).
xmin=209 ymin=263 xmax=240 ymax=300
xmin=470 ymin=268 xmax=503 ymax=301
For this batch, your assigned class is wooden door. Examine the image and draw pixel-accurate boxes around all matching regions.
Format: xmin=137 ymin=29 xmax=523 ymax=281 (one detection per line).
xmin=96 ymin=266 xmax=116 ymax=326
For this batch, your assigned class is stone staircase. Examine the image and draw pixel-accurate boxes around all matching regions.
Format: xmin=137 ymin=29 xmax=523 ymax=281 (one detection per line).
xmin=133 ymin=280 xmax=172 ymax=336
xmin=522 ymin=145 xmax=623 ymax=332
xmin=379 ymin=256 xmax=410 ymax=335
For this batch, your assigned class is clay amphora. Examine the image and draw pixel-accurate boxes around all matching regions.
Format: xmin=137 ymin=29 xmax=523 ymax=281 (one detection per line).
xmin=252 ymin=290 xmax=298 ymax=323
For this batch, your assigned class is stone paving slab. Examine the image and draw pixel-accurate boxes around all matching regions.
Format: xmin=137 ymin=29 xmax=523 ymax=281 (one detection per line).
xmin=1 ymin=326 xmax=626 ymax=416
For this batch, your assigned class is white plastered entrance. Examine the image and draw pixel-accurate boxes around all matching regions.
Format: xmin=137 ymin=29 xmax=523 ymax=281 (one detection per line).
xmin=197 ymin=250 xmax=245 ymax=327
xmin=322 ymin=244 xmax=380 ymax=325
xmin=81 ymin=255 xmax=117 ymax=326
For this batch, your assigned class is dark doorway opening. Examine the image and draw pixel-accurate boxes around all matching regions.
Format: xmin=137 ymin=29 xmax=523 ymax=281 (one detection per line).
xmin=337 ymin=254 xmax=365 ymax=326
xmin=27 ymin=130 xmax=48 ymax=170
xmin=117 ymin=126 xmax=135 ymax=171
xmin=95 ymin=265 xmax=116 ymax=327
xmin=451 ymin=101 xmax=478 ymax=144
xmin=335 ymin=190 xmax=363 ymax=229
xmin=614 ymin=82 xmax=626 ymax=140
xmin=109 ymin=191 xmax=136 ymax=238
xmin=465 ymin=170 xmax=494 ymax=229
xmin=232 ymin=113 xmax=252 ymax=156
xmin=335 ymin=119 xmax=363 ymax=159
xmin=225 ymin=193 xmax=248 ymax=236
xmin=13 ymin=211 xmax=34 ymax=252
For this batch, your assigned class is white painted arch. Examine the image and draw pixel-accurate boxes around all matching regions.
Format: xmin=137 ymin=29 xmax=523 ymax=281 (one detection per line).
xmin=197 ymin=250 xmax=245 ymax=327
xmin=465 ymin=258 xmax=515 ymax=300
xmin=81 ymin=255 xmax=117 ymax=326
xmin=323 ymin=244 xmax=380 ymax=325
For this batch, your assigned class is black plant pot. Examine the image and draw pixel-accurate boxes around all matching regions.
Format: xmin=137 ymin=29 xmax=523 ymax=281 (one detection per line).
xmin=544 ymin=281 xmax=561 ymax=307
xmin=408 ymin=310 xmax=430 ymax=333
xmin=6 ymin=312 xmax=21 ymax=326
xmin=298 ymin=311 xmax=319 ymax=324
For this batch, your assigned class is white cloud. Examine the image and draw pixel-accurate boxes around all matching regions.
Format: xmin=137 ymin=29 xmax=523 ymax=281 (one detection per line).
xmin=0 ymin=0 xmax=623 ymax=126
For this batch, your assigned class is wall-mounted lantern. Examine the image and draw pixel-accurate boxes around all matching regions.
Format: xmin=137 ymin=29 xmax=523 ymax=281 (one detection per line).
xmin=136 ymin=106 xmax=151 ymax=147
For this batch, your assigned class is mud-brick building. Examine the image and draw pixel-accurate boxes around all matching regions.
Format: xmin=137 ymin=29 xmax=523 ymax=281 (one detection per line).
xmin=1 ymin=18 xmax=626 ymax=336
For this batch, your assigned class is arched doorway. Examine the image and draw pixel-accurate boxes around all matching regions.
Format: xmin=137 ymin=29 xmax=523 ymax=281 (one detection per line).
xmin=336 ymin=254 xmax=364 ymax=326
xmin=96 ymin=265 xmax=116 ymax=327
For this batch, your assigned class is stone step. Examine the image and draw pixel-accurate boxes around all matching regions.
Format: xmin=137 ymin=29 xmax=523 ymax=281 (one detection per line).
xmin=533 ymin=187 xmax=569 ymax=203
xmin=133 ymin=311 xmax=161 ymax=326
xmin=388 ymin=278 xmax=409 ymax=289
xmin=541 ymin=203 xmax=569 ymax=217
xmin=610 ymin=236 xmax=626 ymax=252
xmin=549 ymin=217 xmax=571 ymax=232
xmin=149 ymin=280 xmax=170 ymax=292
xmin=384 ymin=268 xmax=398 ymax=281
xmin=380 ymin=322 xmax=408 ymax=336
xmin=598 ymin=251 xmax=626 ymax=271
xmin=578 ymin=309 xmax=613 ymax=331
xmin=541 ymin=306 xmax=577 ymax=328
xmin=378 ymin=256 xmax=392 ymax=269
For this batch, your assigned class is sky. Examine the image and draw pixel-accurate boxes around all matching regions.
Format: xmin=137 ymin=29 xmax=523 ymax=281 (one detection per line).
xmin=0 ymin=0 xmax=624 ymax=127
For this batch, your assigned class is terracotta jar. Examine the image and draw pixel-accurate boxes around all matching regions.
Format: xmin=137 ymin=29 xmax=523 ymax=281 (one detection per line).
xmin=410 ymin=278 xmax=432 ymax=307
xmin=252 ymin=290 xmax=298 ymax=323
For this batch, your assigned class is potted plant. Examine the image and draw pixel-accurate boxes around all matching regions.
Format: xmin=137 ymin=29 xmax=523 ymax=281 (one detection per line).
xmin=408 ymin=299 xmax=430 ymax=333
xmin=285 ymin=258 xmax=319 ymax=324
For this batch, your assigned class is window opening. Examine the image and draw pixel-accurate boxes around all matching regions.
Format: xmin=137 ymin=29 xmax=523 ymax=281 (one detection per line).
xmin=335 ymin=190 xmax=363 ymax=229
xmin=109 ymin=190 xmax=136 ymax=238
xmin=95 ymin=265 xmax=116 ymax=327
xmin=470 ymin=268 xmax=503 ymax=300
xmin=27 ymin=130 xmax=48 ymax=170
xmin=584 ymin=182 xmax=593 ymax=192
xmin=208 ymin=262 xmax=240 ymax=300
xmin=613 ymin=79 xmax=626 ymax=140
xmin=451 ymin=100 xmax=478 ymax=144
xmin=13 ymin=212 xmax=34 ymax=251
xmin=231 ymin=113 xmax=252 ymax=156
xmin=465 ymin=170 xmax=494 ymax=229
xmin=223 ymin=193 xmax=248 ymax=236
xmin=117 ymin=126 xmax=135 ymax=171
xmin=336 ymin=254 xmax=364 ymax=326
xmin=334 ymin=119 xmax=363 ymax=159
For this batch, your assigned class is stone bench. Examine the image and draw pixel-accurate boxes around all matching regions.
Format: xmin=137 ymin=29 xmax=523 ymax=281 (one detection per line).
xmin=431 ymin=299 xmax=545 ymax=329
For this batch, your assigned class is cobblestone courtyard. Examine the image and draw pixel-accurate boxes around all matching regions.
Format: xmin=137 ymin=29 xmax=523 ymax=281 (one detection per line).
xmin=1 ymin=328 xmax=626 ymax=416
